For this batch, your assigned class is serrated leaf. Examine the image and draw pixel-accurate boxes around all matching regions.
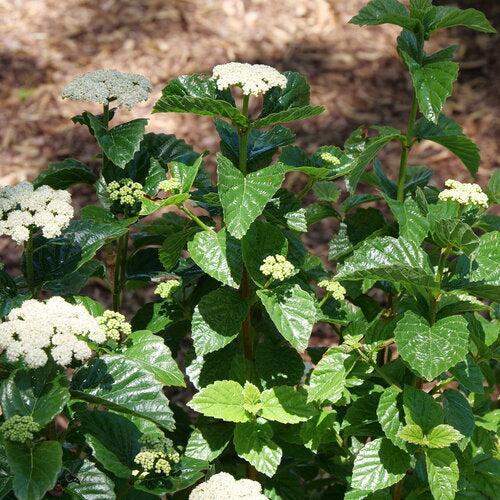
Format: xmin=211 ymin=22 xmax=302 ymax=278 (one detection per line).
xmin=351 ymin=438 xmax=410 ymax=492
xmin=241 ymin=221 xmax=288 ymax=287
xmin=6 ymin=440 xmax=62 ymax=500
xmin=170 ymin=155 xmax=203 ymax=194
xmin=425 ymin=448 xmax=459 ymax=500
xmin=66 ymin=460 xmax=116 ymax=500
xmin=432 ymin=218 xmax=479 ymax=257
xmin=260 ymin=386 xmax=316 ymax=424
xmin=234 ymin=421 xmax=282 ymax=477
xmin=188 ymin=229 xmax=243 ymax=288
xmin=449 ymin=355 xmax=484 ymax=394
xmin=442 ymin=389 xmax=475 ymax=440
xmin=184 ymin=420 xmax=233 ymax=462
xmin=426 ymin=6 xmax=496 ymax=34
xmin=307 ymin=347 xmax=348 ymax=403
xmin=387 ymin=197 xmax=429 ymax=245
xmin=377 ymin=386 xmax=407 ymax=450
xmin=257 ymin=284 xmax=316 ymax=351
xmin=350 ymin=0 xmax=413 ymax=30
xmin=398 ymin=424 xmax=426 ymax=445
xmin=252 ymin=106 xmax=324 ymax=128
xmin=123 ymin=330 xmax=185 ymax=387
xmin=33 ymin=159 xmax=97 ymax=189
xmin=336 ymin=236 xmax=435 ymax=288
xmin=426 ymin=424 xmax=463 ymax=448
xmin=403 ymin=385 xmax=443 ymax=434
xmin=414 ymin=115 xmax=480 ymax=175
xmin=217 ymin=155 xmax=285 ymax=238
xmin=88 ymin=115 xmax=148 ymax=168
xmin=395 ymin=312 xmax=469 ymax=381
xmin=313 ymin=181 xmax=341 ymax=202
xmin=188 ymin=380 xmax=248 ymax=423
xmin=159 ymin=225 xmax=199 ymax=271
xmin=300 ymin=409 xmax=337 ymax=452
xmin=400 ymin=51 xmax=458 ymax=124
xmin=71 ymin=355 xmax=174 ymax=430
xmin=0 ymin=363 xmax=70 ymax=426
xmin=191 ymin=287 xmax=248 ymax=355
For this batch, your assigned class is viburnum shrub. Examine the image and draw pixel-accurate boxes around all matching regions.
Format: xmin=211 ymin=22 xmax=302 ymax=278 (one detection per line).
xmin=0 ymin=1 xmax=498 ymax=499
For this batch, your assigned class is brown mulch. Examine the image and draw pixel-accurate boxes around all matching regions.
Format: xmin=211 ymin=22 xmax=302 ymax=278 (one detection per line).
xmin=0 ymin=0 xmax=499 ymax=302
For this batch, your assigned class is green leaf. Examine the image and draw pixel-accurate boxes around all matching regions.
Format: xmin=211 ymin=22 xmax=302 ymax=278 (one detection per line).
xmin=449 ymin=355 xmax=484 ymax=394
xmin=33 ymin=159 xmax=97 ymax=189
xmin=184 ymin=420 xmax=233 ymax=462
xmin=191 ymin=287 xmax=248 ymax=355
xmin=241 ymin=221 xmax=288 ymax=287
xmin=71 ymin=355 xmax=175 ymax=430
xmin=336 ymin=236 xmax=435 ymax=288
xmin=377 ymin=386 xmax=407 ymax=450
xmin=257 ymin=284 xmax=316 ymax=351
xmin=6 ymin=440 xmax=62 ymax=500
xmin=400 ymin=51 xmax=458 ymax=124
xmin=403 ymin=385 xmax=443 ymax=434
xmin=395 ymin=312 xmax=469 ymax=381
xmin=426 ymin=6 xmax=496 ymax=34
xmin=65 ymin=460 xmax=116 ymax=500
xmin=243 ymin=382 xmax=262 ymax=415
xmin=80 ymin=410 xmax=141 ymax=479
xmin=442 ymin=389 xmax=475 ymax=440
xmin=351 ymin=438 xmax=410 ymax=492
xmin=153 ymin=74 xmax=247 ymax=126
xmin=486 ymin=168 xmax=500 ymax=204
xmin=260 ymin=386 xmax=316 ymax=424
xmin=398 ymin=424 xmax=426 ymax=445
xmin=139 ymin=193 xmax=189 ymax=217
xmin=432 ymin=218 xmax=479 ymax=257
xmin=88 ymin=115 xmax=148 ymax=168
xmin=217 ymin=155 xmax=285 ymax=239
xmin=387 ymin=197 xmax=429 ymax=245
xmin=0 ymin=364 xmax=70 ymax=426
xmin=313 ymin=181 xmax=341 ymax=202
xmin=414 ymin=115 xmax=480 ymax=175
xmin=300 ymin=409 xmax=337 ymax=452
xmin=307 ymin=347 xmax=348 ymax=404
xmin=426 ymin=424 xmax=463 ymax=448
xmin=188 ymin=229 xmax=243 ymax=288
xmin=159 ymin=225 xmax=198 ymax=271
xmin=252 ymin=106 xmax=324 ymax=128
xmin=350 ymin=0 xmax=413 ymax=30
xmin=188 ymin=380 xmax=248 ymax=423
xmin=123 ymin=330 xmax=185 ymax=387
xmin=170 ymin=155 xmax=203 ymax=194
xmin=425 ymin=448 xmax=459 ymax=500
xmin=234 ymin=421 xmax=282 ymax=477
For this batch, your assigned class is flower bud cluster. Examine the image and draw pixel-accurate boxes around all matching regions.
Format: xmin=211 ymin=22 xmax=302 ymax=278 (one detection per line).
xmin=0 ymin=297 xmax=106 ymax=368
xmin=260 ymin=255 xmax=295 ymax=281
xmin=158 ymin=178 xmax=181 ymax=193
xmin=62 ymin=69 xmax=152 ymax=109
xmin=107 ymin=178 xmax=144 ymax=215
xmin=1 ymin=415 xmax=40 ymax=443
xmin=133 ymin=434 xmax=180 ymax=477
xmin=318 ymin=279 xmax=346 ymax=301
xmin=319 ymin=152 xmax=341 ymax=165
xmin=96 ymin=310 xmax=131 ymax=342
xmin=189 ymin=472 xmax=267 ymax=500
xmin=0 ymin=182 xmax=73 ymax=244
xmin=155 ymin=279 xmax=181 ymax=299
xmin=213 ymin=62 xmax=287 ymax=96
xmin=438 ymin=179 xmax=488 ymax=208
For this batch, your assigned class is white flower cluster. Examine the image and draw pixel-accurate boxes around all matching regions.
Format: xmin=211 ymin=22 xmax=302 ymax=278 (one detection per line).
xmin=97 ymin=310 xmax=131 ymax=342
xmin=62 ymin=69 xmax=152 ymax=108
xmin=319 ymin=152 xmax=341 ymax=165
xmin=190 ymin=472 xmax=268 ymax=500
xmin=155 ymin=279 xmax=181 ymax=299
xmin=158 ymin=178 xmax=181 ymax=193
xmin=318 ymin=279 xmax=346 ymax=301
xmin=212 ymin=62 xmax=287 ymax=96
xmin=438 ymin=179 xmax=488 ymax=208
xmin=260 ymin=255 xmax=295 ymax=281
xmin=0 ymin=297 xmax=106 ymax=368
xmin=0 ymin=182 xmax=73 ymax=244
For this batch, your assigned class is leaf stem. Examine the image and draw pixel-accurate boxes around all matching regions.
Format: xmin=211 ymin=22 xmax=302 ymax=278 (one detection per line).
xmin=297 ymin=177 xmax=316 ymax=201
xmin=355 ymin=347 xmax=401 ymax=390
xmin=112 ymin=231 xmax=129 ymax=311
xmin=396 ymin=92 xmax=419 ymax=202
xmin=180 ymin=205 xmax=213 ymax=232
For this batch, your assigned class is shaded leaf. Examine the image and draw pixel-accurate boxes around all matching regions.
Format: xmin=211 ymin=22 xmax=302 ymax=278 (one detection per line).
xmin=33 ymin=159 xmax=97 ymax=189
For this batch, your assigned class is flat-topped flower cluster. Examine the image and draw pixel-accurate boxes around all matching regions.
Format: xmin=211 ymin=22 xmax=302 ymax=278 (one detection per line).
xmin=438 ymin=179 xmax=488 ymax=208
xmin=0 ymin=297 xmax=106 ymax=368
xmin=189 ymin=472 xmax=267 ymax=500
xmin=0 ymin=182 xmax=73 ymax=244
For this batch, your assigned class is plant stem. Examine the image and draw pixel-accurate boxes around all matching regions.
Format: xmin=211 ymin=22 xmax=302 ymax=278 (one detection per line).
xmin=396 ymin=92 xmax=418 ymax=202
xmin=356 ymin=347 xmax=401 ymax=390
xmin=112 ymin=231 xmax=128 ymax=312
xmin=180 ymin=205 xmax=213 ymax=232
xmin=392 ymin=477 xmax=405 ymax=500
xmin=24 ymin=232 xmax=36 ymax=297
xmin=297 ymin=177 xmax=316 ymax=201
xmin=238 ymin=94 xmax=250 ymax=174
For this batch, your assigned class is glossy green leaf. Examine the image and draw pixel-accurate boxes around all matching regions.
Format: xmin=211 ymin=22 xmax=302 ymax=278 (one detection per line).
xmin=170 ymin=155 xmax=203 ymax=193
xmin=217 ymin=154 xmax=285 ymax=238
xmin=449 ymin=355 xmax=484 ymax=394
xmin=184 ymin=420 xmax=233 ymax=462
xmin=191 ymin=287 xmax=248 ymax=355
xmin=351 ymin=438 xmax=410 ymax=492
xmin=0 ymin=364 xmax=70 ymax=426
xmin=387 ymin=197 xmax=429 ymax=245
xmin=442 ymin=389 xmax=475 ymax=439
xmin=377 ymin=386 xmax=406 ymax=450
xmin=300 ymin=409 xmax=337 ymax=452
xmin=65 ymin=460 xmax=116 ymax=500
xmin=395 ymin=312 xmax=469 ymax=381
xmin=33 ymin=159 xmax=97 ymax=189
xmin=425 ymin=448 xmax=459 ymax=500
xmin=6 ymin=440 xmax=62 ymax=500
xmin=257 ymin=284 xmax=316 ymax=351
xmin=350 ymin=0 xmax=413 ymax=29
xmin=159 ymin=225 xmax=199 ymax=271
xmin=398 ymin=424 xmax=425 ymax=445
xmin=260 ymin=386 xmax=316 ymax=424
xmin=88 ymin=115 xmax=148 ymax=168
xmin=426 ymin=424 xmax=463 ymax=448
xmin=426 ymin=6 xmax=496 ymax=34
xmin=252 ymin=106 xmax=324 ymax=128
xmin=234 ymin=421 xmax=282 ymax=477
xmin=403 ymin=385 xmax=443 ymax=434
xmin=188 ymin=380 xmax=248 ymax=423
xmin=414 ymin=115 xmax=480 ymax=175
xmin=123 ymin=330 xmax=185 ymax=387
xmin=188 ymin=229 xmax=243 ymax=288
xmin=336 ymin=236 xmax=435 ymax=288
xmin=71 ymin=355 xmax=174 ymax=430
